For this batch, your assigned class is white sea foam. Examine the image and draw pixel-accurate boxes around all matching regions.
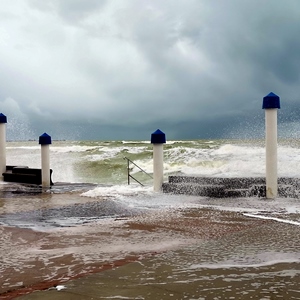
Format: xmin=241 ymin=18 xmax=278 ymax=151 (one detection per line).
xmin=80 ymin=185 xmax=201 ymax=210
xmin=285 ymin=206 xmax=300 ymax=214
xmin=51 ymin=145 xmax=98 ymax=153
xmin=166 ymin=140 xmax=192 ymax=145
xmin=56 ymin=285 xmax=66 ymax=291
xmin=81 ymin=185 xmax=153 ymax=200
xmin=187 ymin=251 xmax=300 ymax=271
xmin=188 ymin=259 xmax=300 ymax=270
xmin=79 ymin=185 xmax=300 ymax=222
xmin=127 ymin=146 xmax=149 ymax=154
xmin=163 ymin=145 xmax=265 ymax=177
xmin=129 ymin=159 xmax=153 ymax=174
xmin=86 ymin=147 xmax=149 ymax=162
xmin=86 ymin=153 xmax=117 ymax=161
xmin=243 ymin=213 xmax=300 ymax=226
xmin=163 ymin=143 xmax=300 ymax=178
xmin=6 ymin=146 xmax=40 ymax=150
xmin=121 ymin=140 xmax=149 ymax=144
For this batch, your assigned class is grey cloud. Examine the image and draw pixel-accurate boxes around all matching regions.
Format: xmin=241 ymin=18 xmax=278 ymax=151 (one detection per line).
xmin=28 ymin=0 xmax=107 ymax=24
xmin=1 ymin=0 xmax=300 ymax=140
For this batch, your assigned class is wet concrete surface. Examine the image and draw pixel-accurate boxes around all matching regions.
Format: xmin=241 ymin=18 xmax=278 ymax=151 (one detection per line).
xmin=0 ymin=182 xmax=142 ymax=231
xmin=0 ymin=198 xmax=139 ymax=230
xmin=0 ymin=182 xmax=99 ymax=197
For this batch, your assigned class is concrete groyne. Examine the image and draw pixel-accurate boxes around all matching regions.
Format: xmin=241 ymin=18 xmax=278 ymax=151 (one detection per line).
xmin=162 ymin=176 xmax=300 ymax=198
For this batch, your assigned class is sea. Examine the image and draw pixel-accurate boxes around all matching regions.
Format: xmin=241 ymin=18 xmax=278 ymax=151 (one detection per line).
xmin=6 ymin=138 xmax=300 ymax=186
xmin=2 ymin=139 xmax=300 ymax=299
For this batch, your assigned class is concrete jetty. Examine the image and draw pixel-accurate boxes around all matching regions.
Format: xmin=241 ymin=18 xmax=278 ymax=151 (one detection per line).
xmin=162 ymin=176 xmax=300 ymax=198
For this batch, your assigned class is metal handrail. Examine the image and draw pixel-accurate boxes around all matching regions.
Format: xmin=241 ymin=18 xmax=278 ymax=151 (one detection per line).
xmin=123 ymin=157 xmax=153 ymax=186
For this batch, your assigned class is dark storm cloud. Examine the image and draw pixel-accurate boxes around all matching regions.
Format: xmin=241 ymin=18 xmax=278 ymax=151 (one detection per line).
xmin=1 ymin=0 xmax=300 ymax=140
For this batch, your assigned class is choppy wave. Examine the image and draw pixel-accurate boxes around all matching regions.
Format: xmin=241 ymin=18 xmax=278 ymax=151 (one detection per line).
xmin=5 ymin=139 xmax=300 ymax=184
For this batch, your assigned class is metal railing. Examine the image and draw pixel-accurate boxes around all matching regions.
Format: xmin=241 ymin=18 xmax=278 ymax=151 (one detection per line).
xmin=123 ymin=157 xmax=152 ymax=186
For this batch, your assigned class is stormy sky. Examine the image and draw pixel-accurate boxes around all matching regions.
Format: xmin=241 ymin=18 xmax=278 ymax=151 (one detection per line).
xmin=1 ymin=0 xmax=300 ymax=141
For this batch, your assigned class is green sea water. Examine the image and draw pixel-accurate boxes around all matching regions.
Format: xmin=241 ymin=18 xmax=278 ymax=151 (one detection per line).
xmin=6 ymin=138 xmax=300 ymax=185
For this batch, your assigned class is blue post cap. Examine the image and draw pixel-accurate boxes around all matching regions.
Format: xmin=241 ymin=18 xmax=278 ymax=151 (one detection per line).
xmin=151 ymin=129 xmax=166 ymax=144
xmin=39 ymin=133 xmax=52 ymax=145
xmin=262 ymin=92 xmax=280 ymax=109
xmin=0 ymin=113 xmax=7 ymax=123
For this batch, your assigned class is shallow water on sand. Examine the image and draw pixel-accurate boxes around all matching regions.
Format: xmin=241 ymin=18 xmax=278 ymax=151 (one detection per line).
xmin=1 ymin=182 xmax=300 ymax=300
xmin=17 ymin=218 xmax=300 ymax=299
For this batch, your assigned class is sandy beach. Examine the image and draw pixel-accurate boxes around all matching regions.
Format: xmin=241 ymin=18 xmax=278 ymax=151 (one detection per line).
xmin=1 ymin=181 xmax=300 ymax=299
xmin=0 ymin=190 xmax=271 ymax=299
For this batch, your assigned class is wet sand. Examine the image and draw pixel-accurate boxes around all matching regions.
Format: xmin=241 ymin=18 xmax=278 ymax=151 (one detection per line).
xmin=1 ymin=184 xmax=300 ymax=299
xmin=0 ymin=192 xmax=271 ymax=299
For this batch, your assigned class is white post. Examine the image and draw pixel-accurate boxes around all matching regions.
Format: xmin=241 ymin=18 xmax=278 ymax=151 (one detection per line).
xmin=151 ymin=129 xmax=166 ymax=192
xmin=265 ymin=109 xmax=278 ymax=198
xmin=39 ymin=133 xmax=51 ymax=188
xmin=262 ymin=92 xmax=280 ymax=199
xmin=0 ymin=114 xmax=7 ymax=180
xmin=153 ymin=143 xmax=164 ymax=192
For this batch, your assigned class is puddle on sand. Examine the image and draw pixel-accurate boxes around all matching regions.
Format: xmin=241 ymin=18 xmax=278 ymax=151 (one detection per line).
xmin=17 ymin=221 xmax=300 ymax=300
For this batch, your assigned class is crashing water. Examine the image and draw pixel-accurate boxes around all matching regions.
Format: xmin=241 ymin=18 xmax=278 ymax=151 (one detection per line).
xmin=3 ymin=139 xmax=300 ymax=226
xmin=1 ymin=139 xmax=300 ymax=299
xmin=5 ymin=138 xmax=300 ymax=184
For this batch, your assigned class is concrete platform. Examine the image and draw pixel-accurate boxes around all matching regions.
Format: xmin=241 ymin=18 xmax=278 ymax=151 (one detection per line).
xmin=162 ymin=176 xmax=300 ymax=198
